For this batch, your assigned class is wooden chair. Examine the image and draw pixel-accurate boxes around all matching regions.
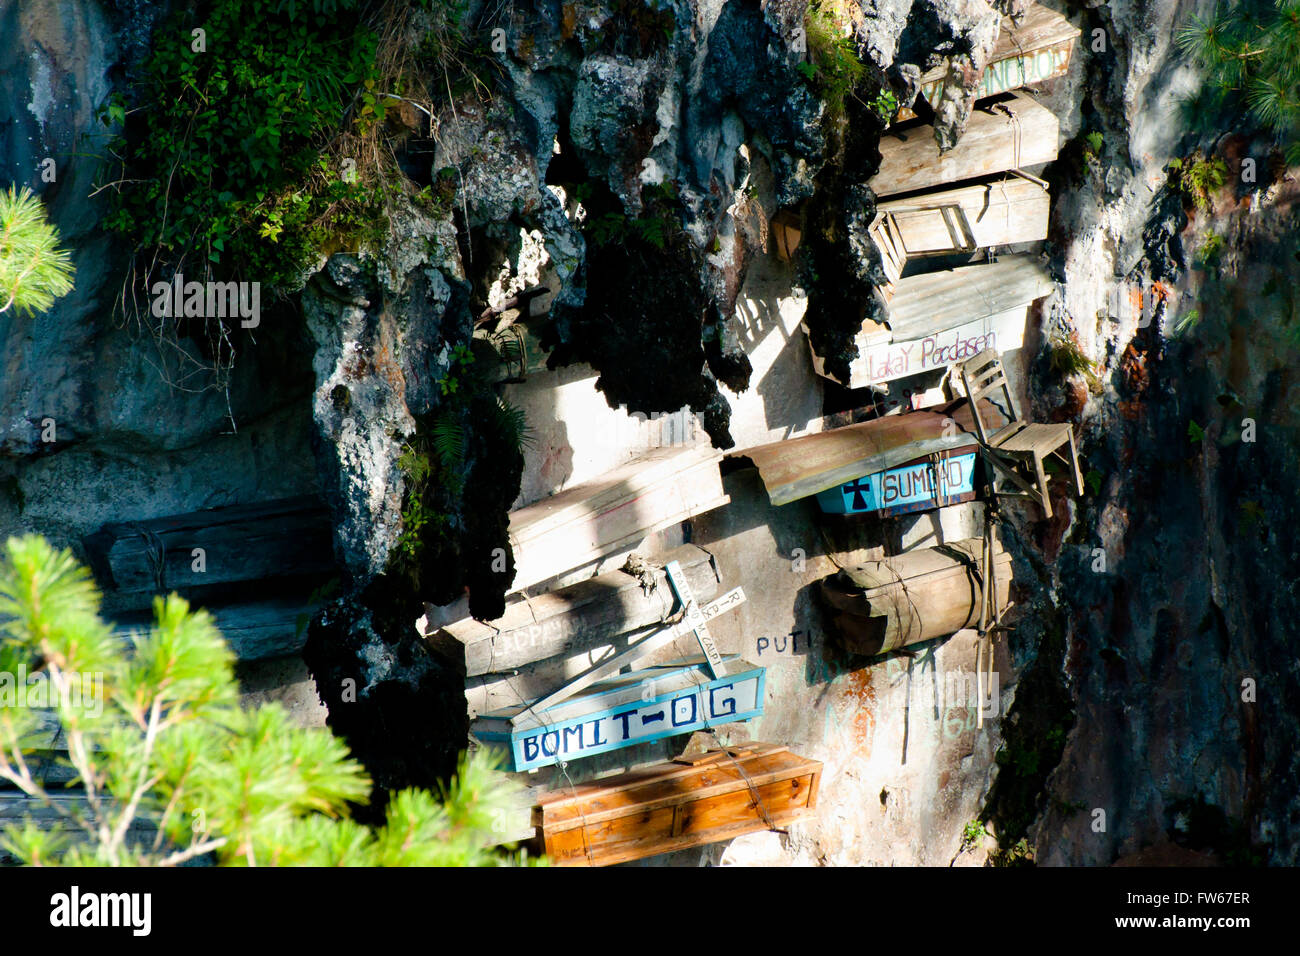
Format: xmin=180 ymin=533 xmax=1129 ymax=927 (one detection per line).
xmin=958 ymin=348 xmax=1084 ymax=518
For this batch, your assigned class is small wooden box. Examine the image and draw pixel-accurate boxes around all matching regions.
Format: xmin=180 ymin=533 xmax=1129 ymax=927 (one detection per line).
xmin=533 ymin=743 xmax=822 ymax=866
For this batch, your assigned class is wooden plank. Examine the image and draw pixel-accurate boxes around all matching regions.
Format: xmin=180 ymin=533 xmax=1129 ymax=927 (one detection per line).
xmin=917 ymin=5 xmax=1080 ymax=98
xmin=877 ymin=177 xmax=1049 ymax=256
xmin=538 ymin=746 xmax=819 ymax=825
xmin=427 ymin=544 xmax=720 ymax=678
xmin=887 ymin=256 xmax=1054 ymax=340
xmin=82 ymin=496 xmax=335 ymax=606
xmin=109 ymin=595 xmax=320 ymax=662
xmin=870 ymin=91 xmax=1060 ymax=198
xmin=507 ymin=446 xmax=729 ymax=594
xmin=545 ymin=778 xmax=816 ymax=866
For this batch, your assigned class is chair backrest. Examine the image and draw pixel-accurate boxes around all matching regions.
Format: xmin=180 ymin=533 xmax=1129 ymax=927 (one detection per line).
xmin=958 ymin=348 xmax=1022 ymax=445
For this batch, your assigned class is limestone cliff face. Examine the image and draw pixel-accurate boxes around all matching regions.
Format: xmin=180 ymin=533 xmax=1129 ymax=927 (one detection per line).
xmin=2 ymin=0 xmax=1296 ymax=864
xmin=1017 ymin=0 xmax=1300 ymax=866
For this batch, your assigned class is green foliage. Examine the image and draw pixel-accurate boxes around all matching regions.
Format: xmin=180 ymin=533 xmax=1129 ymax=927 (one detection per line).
xmin=800 ymin=1 xmax=867 ymax=117
xmin=1084 ymin=469 xmax=1103 ymax=496
xmin=1188 ymin=418 xmax=1206 ymax=442
xmin=394 ymin=329 xmax=534 ymax=564
xmin=1197 ymin=231 xmax=1226 ymax=271
xmin=988 ymin=837 xmax=1034 ymax=867
xmin=1047 ymin=335 xmax=1100 ymax=391
xmin=1083 ymin=130 xmax=1104 ymax=161
xmin=0 ymin=187 xmax=75 ymax=317
xmin=97 ymin=0 xmax=385 ymax=291
xmin=1177 ymin=1 xmax=1300 ymax=163
xmin=1174 ymin=307 xmax=1203 ymax=335
xmin=961 ymin=819 xmax=987 ymax=848
xmin=1168 ymin=153 xmax=1228 ymax=212
xmin=868 ymin=88 xmax=898 ymax=124
xmin=0 ymin=535 xmax=532 ymax=866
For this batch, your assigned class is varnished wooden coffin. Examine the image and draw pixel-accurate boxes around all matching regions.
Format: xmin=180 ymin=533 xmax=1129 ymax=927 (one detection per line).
xmin=533 ymin=743 xmax=821 ymax=866
xmin=820 ymin=538 xmax=1013 ymax=656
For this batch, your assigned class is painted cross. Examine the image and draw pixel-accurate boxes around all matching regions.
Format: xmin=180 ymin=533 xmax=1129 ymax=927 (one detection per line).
xmin=665 ymin=560 xmax=723 ymax=679
xmin=843 ymin=476 xmax=872 ymax=511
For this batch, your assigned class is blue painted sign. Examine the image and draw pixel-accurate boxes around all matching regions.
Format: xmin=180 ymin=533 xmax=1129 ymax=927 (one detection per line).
xmin=472 ymin=658 xmax=765 ymax=772
xmin=815 ymin=451 xmax=979 ymax=516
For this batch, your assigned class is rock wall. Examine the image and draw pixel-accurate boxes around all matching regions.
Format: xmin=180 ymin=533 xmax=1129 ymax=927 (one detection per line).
xmin=4 ymin=0 xmax=1297 ymax=866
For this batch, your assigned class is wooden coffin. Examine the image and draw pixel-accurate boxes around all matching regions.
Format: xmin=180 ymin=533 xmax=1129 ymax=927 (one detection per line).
xmin=82 ymin=495 xmax=335 ymax=609
xmin=463 ymin=581 xmax=746 ymax=721
xmin=874 ymin=176 xmax=1050 ymax=261
xmin=899 ymin=4 xmax=1080 ymax=120
xmin=108 ymin=595 xmax=322 ymax=661
xmin=814 ymin=446 xmax=980 ymax=516
xmin=507 ymin=446 xmax=729 ymax=594
xmin=733 ymin=398 xmax=1007 ymax=507
xmin=820 ymin=538 xmax=1013 ymax=656
xmin=428 ymin=544 xmax=720 ymax=679
xmin=808 ymin=255 xmax=1053 ymax=390
xmin=473 ymin=656 xmax=765 ymax=772
xmin=533 ymin=742 xmax=821 ymax=866
xmin=870 ymin=91 xmax=1060 ymax=198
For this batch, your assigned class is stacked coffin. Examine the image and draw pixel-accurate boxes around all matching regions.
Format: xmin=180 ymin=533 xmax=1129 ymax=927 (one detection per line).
xmin=806 ymin=7 xmax=1074 ymax=393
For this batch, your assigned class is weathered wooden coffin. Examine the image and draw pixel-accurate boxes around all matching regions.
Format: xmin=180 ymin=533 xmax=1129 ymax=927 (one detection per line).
xmin=507 ymin=446 xmax=729 ymax=594
xmin=905 ymin=3 xmax=1080 ymax=119
xmin=874 ymin=176 xmax=1050 ymax=262
xmin=82 ymin=495 xmax=335 ymax=606
xmin=735 ymin=397 xmax=1008 ymax=508
xmin=808 ymin=255 xmax=1053 ymax=390
xmin=108 ymin=595 xmax=322 ymax=661
xmin=814 ymin=447 xmax=980 ymax=516
xmin=428 ymin=544 xmax=720 ymax=679
xmin=533 ymin=743 xmax=821 ymax=866
xmin=820 ymin=538 xmax=1013 ymax=656
xmin=473 ymin=656 xmax=765 ymax=772
xmin=870 ymin=91 xmax=1060 ymax=198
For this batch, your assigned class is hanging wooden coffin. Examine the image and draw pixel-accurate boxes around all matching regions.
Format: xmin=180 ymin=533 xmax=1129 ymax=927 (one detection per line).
xmin=814 ymin=448 xmax=980 ymax=516
xmin=820 ymin=538 xmax=1013 ymax=656
xmin=806 ymin=255 xmax=1052 ymax=390
xmin=427 ymin=544 xmax=721 ymax=680
xmin=507 ymin=446 xmax=729 ymax=594
xmin=897 ymin=4 xmax=1081 ymax=121
xmin=533 ymin=742 xmax=821 ymax=866
xmin=472 ymin=657 xmax=765 ymax=772
xmin=873 ymin=177 xmax=1050 ymax=262
xmin=870 ymin=91 xmax=1060 ymax=198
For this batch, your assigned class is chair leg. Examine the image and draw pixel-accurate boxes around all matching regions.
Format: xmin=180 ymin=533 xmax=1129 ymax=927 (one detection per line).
xmin=1067 ymin=434 xmax=1085 ymax=497
xmin=1033 ymin=453 xmax=1052 ymax=519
